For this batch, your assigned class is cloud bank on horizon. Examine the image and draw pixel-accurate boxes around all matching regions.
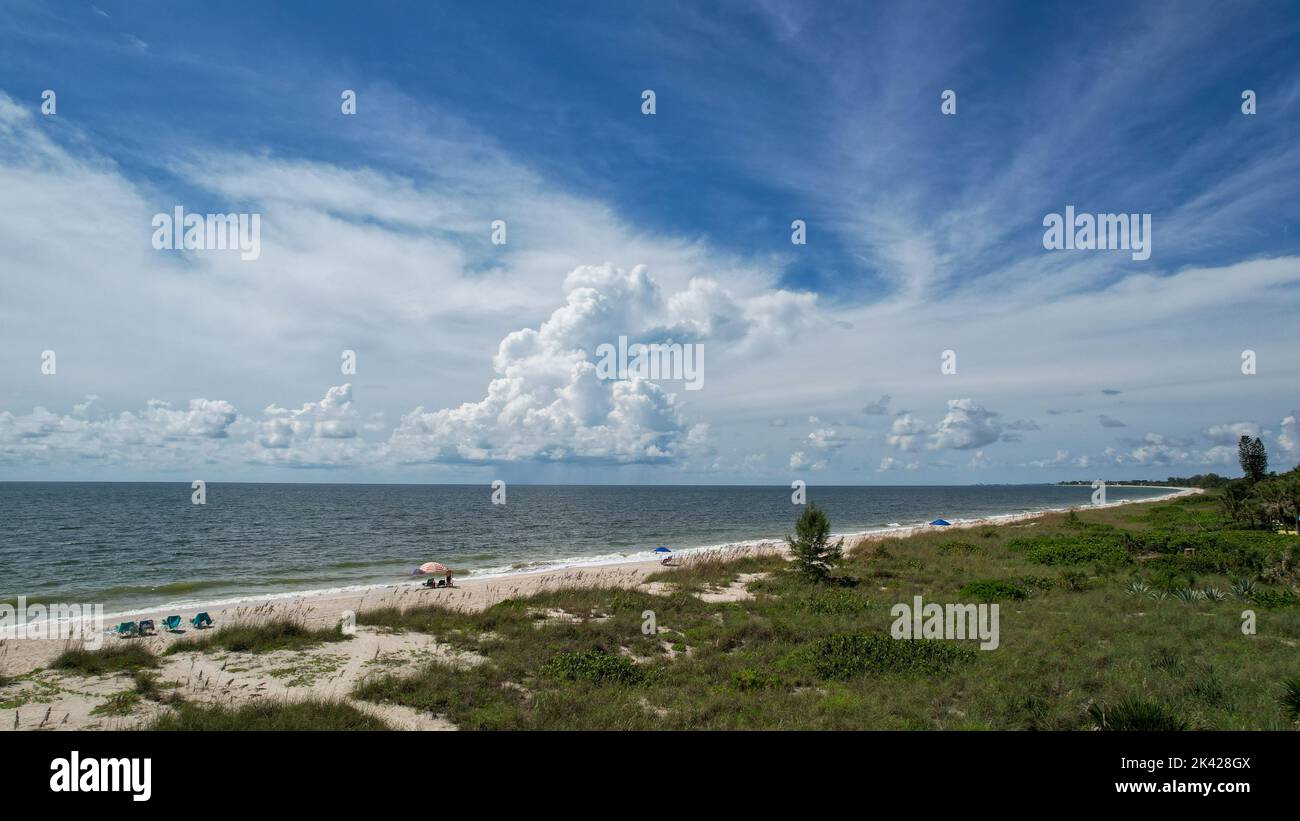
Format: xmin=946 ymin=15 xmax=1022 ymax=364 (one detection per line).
xmin=0 ymin=0 xmax=1297 ymax=484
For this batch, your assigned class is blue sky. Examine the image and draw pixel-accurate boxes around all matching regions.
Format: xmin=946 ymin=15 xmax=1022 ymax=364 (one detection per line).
xmin=0 ymin=0 xmax=1298 ymax=484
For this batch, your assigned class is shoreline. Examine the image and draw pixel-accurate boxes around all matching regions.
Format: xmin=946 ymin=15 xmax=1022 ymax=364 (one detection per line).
xmin=0 ymin=487 xmax=1201 ymax=669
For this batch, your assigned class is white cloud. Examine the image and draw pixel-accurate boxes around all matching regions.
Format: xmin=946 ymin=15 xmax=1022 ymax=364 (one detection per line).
xmin=927 ymin=399 xmax=1003 ymax=451
xmin=1203 ymin=421 xmax=1260 ymax=446
xmin=877 ymin=456 xmax=918 ymax=472
xmin=886 ymin=413 xmax=929 ymax=452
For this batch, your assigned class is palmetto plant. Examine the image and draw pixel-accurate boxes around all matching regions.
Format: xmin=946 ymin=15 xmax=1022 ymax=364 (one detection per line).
xmin=1230 ymin=576 xmax=1257 ymax=600
xmin=1125 ymin=580 xmax=1151 ymax=598
xmin=1201 ymin=587 xmax=1227 ymax=602
xmin=1281 ymin=677 xmax=1300 ymax=723
xmin=1173 ymin=587 xmax=1206 ymax=602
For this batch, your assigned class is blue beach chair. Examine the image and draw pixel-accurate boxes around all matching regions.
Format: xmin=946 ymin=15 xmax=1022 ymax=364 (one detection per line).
xmin=161 ymin=615 xmax=183 ymax=632
xmin=190 ymin=612 xmax=214 ymax=629
xmin=114 ymin=621 xmax=138 ymax=638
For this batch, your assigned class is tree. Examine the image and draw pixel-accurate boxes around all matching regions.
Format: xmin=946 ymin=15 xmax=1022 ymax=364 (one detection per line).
xmin=786 ymin=502 xmax=844 ymax=581
xmin=1239 ymin=435 xmax=1268 ymax=481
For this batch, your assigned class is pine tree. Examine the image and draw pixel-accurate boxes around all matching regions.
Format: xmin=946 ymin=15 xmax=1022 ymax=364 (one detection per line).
xmin=1239 ymin=435 xmax=1268 ymax=481
xmin=1250 ymin=437 xmax=1269 ymax=479
xmin=786 ymin=501 xmax=844 ymax=581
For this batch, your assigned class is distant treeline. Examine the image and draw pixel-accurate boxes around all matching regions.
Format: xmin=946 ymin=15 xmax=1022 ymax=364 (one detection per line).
xmin=1058 ymin=474 xmax=1231 ymax=489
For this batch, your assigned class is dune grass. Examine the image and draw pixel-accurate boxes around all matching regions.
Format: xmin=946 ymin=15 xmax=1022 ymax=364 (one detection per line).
xmin=51 ymin=642 xmax=160 ymax=675
xmin=163 ymin=617 xmax=350 ymax=655
xmin=349 ymin=492 xmax=1300 ymax=730
xmin=147 ymin=698 xmax=391 ymax=730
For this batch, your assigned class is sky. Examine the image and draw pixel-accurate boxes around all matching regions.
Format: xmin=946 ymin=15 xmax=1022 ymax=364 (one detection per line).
xmin=0 ymin=0 xmax=1297 ymax=485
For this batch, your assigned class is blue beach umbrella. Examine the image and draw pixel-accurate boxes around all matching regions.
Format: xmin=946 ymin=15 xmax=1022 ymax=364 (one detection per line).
xmin=653 ymin=546 xmax=672 ymax=554
xmin=929 ymin=519 xmax=952 ymax=527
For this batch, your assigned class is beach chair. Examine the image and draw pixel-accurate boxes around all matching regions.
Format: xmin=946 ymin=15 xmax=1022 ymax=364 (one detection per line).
xmin=161 ymin=615 xmax=183 ymax=632
xmin=137 ymin=619 xmax=156 ymax=636
xmin=114 ymin=621 xmax=138 ymax=638
xmin=190 ymin=612 xmax=214 ymax=629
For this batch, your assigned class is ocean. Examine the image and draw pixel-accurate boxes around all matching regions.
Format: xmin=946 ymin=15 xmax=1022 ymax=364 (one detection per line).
xmin=0 ymin=482 xmax=1174 ymax=614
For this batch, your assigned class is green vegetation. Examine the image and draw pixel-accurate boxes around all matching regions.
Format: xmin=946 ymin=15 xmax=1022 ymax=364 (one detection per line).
xmin=1281 ymin=677 xmax=1300 ymax=722
xmin=958 ymin=579 xmax=1029 ymax=601
xmin=786 ymin=501 xmax=844 ymax=581
xmin=542 ymin=650 xmax=647 ymax=686
xmin=163 ymin=617 xmax=350 ymax=655
xmin=801 ymin=633 xmax=975 ymax=679
xmin=1089 ymin=697 xmax=1189 ymax=731
xmin=344 ymin=491 xmax=1299 ymax=729
xmin=1238 ymin=435 xmax=1268 ymax=482
xmin=147 ymin=699 xmax=390 ymax=730
xmin=90 ymin=691 xmax=141 ymax=717
xmin=51 ymin=643 xmax=160 ymax=675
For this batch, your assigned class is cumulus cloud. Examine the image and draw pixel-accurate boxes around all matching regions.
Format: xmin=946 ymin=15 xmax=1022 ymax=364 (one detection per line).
xmin=386 ymin=264 xmax=812 ymax=465
xmin=0 ymin=397 xmax=237 ymax=468
xmin=877 ymin=456 xmax=918 ymax=472
xmin=927 ymin=399 xmax=1002 ymax=450
xmin=1279 ymin=414 xmax=1298 ymax=454
xmin=0 ymin=386 xmax=367 ymax=471
xmin=1202 ymin=421 xmax=1260 ymax=445
xmin=886 ymin=413 xmax=929 ymax=452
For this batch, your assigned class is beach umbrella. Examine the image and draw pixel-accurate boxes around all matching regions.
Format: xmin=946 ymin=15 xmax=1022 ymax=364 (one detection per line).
xmin=412 ymin=561 xmax=450 ymax=575
xmin=929 ymin=519 xmax=952 ymax=527
xmin=653 ymin=546 xmax=672 ymax=554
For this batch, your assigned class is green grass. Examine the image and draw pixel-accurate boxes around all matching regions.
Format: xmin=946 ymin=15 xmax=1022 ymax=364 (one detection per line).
xmin=90 ymin=691 xmax=141 ymax=717
xmin=1089 ymin=697 xmax=1190 ymax=731
xmin=146 ymin=699 xmax=391 ymax=730
xmin=51 ymin=643 xmax=160 ymax=675
xmin=799 ymin=633 xmax=976 ymax=679
xmin=287 ymin=491 xmax=1300 ymax=729
xmin=163 ymin=618 xmax=350 ymax=655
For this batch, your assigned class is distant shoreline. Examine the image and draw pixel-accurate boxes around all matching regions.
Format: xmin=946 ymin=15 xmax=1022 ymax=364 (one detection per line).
xmin=3 ymin=486 xmax=1200 ymax=639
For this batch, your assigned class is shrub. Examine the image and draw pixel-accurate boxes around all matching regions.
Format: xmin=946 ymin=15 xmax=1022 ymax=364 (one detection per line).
xmin=958 ymin=579 xmax=1029 ymax=602
xmin=732 ymin=668 xmax=781 ymax=691
xmin=1250 ymin=588 xmax=1300 ymax=608
xmin=802 ymin=633 xmax=975 ymax=680
xmin=938 ymin=540 xmax=979 ymax=554
xmin=1007 ymin=535 xmax=1130 ymax=566
xmin=52 ymin=643 xmax=159 ymax=675
xmin=148 ymin=698 xmax=391 ymax=730
xmin=1089 ymin=697 xmax=1188 ymax=731
xmin=90 ymin=691 xmax=140 ymax=717
xmin=541 ymin=650 xmax=646 ymax=686
xmin=1058 ymin=570 xmax=1089 ymax=592
xmin=164 ymin=618 xmax=349 ymax=655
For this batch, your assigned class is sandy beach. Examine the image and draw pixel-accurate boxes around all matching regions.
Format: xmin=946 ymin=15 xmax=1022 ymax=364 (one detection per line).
xmin=0 ymin=487 xmax=1200 ymax=730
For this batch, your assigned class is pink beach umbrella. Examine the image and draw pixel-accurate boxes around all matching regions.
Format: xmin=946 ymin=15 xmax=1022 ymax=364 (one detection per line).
xmin=412 ymin=561 xmax=450 ymax=576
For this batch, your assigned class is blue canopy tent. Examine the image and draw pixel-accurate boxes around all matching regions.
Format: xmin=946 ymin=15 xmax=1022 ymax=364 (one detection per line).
xmin=929 ymin=519 xmax=952 ymax=526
